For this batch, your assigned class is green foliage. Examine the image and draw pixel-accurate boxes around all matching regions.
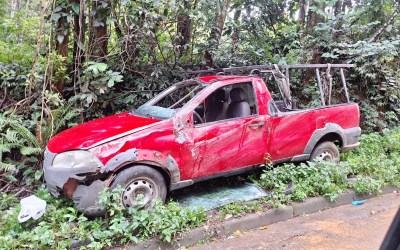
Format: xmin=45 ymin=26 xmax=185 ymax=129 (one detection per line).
xmin=256 ymin=161 xmax=348 ymax=202
xmin=69 ymin=61 xmax=123 ymax=113
xmin=255 ymin=128 xmax=400 ymax=207
xmin=48 ymin=53 xmax=69 ymax=84
xmin=1 ymin=0 xmax=400 ymax=247
xmin=308 ymin=6 xmax=400 ymax=131
xmin=0 ymin=9 xmax=41 ymax=66
xmin=217 ymin=200 xmax=262 ymax=220
xmin=0 ymin=113 xmax=41 ymax=173
xmin=0 ymin=187 xmax=207 ymax=249
xmin=39 ymin=103 xmax=80 ymax=144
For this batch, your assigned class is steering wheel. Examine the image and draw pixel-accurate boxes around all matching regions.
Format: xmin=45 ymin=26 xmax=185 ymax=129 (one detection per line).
xmin=193 ymin=110 xmax=203 ymax=124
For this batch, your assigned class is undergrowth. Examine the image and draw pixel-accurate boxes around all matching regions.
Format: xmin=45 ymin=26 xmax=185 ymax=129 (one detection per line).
xmin=1 ymin=128 xmax=400 ymax=249
xmin=253 ymin=127 xmax=400 ymax=204
xmin=0 ymin=188 xmax=206 ymax=249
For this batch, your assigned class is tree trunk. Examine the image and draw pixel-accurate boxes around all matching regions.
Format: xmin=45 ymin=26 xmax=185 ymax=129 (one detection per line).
xmin=176 ymin=0 xmax=192 ymax=57
xmin=341 ymin=0 xmax=352 ymax=12
xmin=334 ymin=0 xmax=342 ymax=16
xmin=54 ymin=5 xmax=70 ymax=95
xmin=303 ymin=1 xmax=325 ymax=86
xmin=298 ymin=0 xmax=306 ymax=41
xmin=306 ymin=1 xmax=324 ymax=34
xmin=72 ymin=0 xmax=85 ymax=85
xmin=88 ymin=0 xmax=110 ymax=60
xmin=231 ymin=8 xmax=241 ymax=52
xmin=204 ymin=0 xmax=231 ymax=68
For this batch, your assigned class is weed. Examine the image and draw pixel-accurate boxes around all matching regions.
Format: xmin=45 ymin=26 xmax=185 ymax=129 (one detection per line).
xmin=0 ymin=187 xmax=207 ymax=249
xmin=0 ymin=128 xmax=399 ymax=248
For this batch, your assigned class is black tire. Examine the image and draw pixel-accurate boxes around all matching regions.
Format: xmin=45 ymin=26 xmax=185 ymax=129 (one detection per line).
xmin=310 ymin=141 xmax=340 ymax=163
xmin=110 ymin=165 xmax=167 ymax=209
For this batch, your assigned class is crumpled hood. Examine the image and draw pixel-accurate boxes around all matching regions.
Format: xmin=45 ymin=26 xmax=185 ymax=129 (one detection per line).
xmin=47 ymin=112 xmax=160 ymax=153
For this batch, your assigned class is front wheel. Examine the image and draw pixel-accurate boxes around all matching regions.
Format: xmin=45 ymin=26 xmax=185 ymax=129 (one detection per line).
xmin=310 ymin=141 xmax=340 ymax=163
xmin=110 ymin=165 xmax=167 ymax=209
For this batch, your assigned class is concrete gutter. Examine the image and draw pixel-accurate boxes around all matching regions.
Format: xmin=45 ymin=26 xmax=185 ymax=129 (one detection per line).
xmin=119 ymin=185 xmax=399 ymax=250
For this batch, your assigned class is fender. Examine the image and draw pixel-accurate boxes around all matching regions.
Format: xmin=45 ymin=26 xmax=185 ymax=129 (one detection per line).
xmin=100 ymin=148 xmax=181 ymax=184
xmin=303 ymin=123 xmax=361 ymax=155
xmin=303 ymin=123 xmax=345 ymax=155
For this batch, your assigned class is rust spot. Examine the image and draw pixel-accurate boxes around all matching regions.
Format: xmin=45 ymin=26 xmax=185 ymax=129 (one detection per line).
xmin=154 ymin=151 xmax=161 ymax=159
xmin=63 ymin=178 xmax=79 ymax=199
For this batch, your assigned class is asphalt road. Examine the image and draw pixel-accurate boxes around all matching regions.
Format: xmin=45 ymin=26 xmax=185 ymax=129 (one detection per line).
xmin=191 ymin=192 xmax=400 ymax=250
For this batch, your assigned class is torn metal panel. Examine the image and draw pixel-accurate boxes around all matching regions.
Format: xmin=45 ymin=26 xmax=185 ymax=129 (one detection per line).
xmin=173 ymin=113 xmax=193 ymax=144
xmin=72 ymin=180 xmax=106 ymax=213
xmin=43 ymin=148 xmax=103 ymax=197
xmin=99 ymin=146 xmax=182 ymax=184
xmin=165 ymin=155 xmax=180 ymax=183
xmin=175 ymin=130 xmax=191 ymax=144
xmin=101 ymin=148 xmax=138 ymax=173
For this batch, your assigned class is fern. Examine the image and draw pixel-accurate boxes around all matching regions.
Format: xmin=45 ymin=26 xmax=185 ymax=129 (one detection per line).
xmin=0 ymin=115 xmax=41 ymax=173
xmin=54 ymin=107 xmax=79 ymax=133
xmin=0 ymin=161 xmax=15 ymax=172
xmin=42 ymin=104 xmax=79 ymax=142
xmin=7 ymin=119 xmax=40 ymax=148
xmin=4 ymin=129 xmax=19 ymax=143
xmin=20 ymin=147 xmax=42 ymax=156
xmin=0 ymin=143 xmax=20 ymax=153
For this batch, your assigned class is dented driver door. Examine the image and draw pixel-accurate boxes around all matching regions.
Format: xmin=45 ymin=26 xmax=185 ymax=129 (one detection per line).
xmin=188 ymin=118 xmax=245 ymax=179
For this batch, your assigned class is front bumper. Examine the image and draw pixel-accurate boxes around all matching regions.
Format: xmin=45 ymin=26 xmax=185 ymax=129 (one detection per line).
xmin=43 ymin=148 xmax=107 ymax=216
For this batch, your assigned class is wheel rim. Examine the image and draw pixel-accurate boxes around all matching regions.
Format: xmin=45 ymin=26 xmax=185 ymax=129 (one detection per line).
xmin=317 ymin=149 xmax=337 ymax=162
xmin=122 ymin=177 xmax=158 ymax=208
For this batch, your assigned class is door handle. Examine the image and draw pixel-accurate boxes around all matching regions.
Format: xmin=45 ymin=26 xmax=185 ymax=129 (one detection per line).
xmin=248 ymin=121 xmax=265 ymax=128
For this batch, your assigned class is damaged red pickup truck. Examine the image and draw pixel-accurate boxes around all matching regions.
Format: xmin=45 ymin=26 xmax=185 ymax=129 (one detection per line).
xmin=44 ymin=64 xmax=361 ymax=216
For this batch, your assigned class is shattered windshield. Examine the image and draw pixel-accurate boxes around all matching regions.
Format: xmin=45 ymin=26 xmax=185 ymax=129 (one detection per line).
xmin=133 ymin=81 xmax=206 ymax=119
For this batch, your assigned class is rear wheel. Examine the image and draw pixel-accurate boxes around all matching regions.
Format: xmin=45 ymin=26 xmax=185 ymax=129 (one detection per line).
xmin=110 ymin=165 xmax=167 ymax=209
xmin=310 ymin=141 xmax=340 ymax=163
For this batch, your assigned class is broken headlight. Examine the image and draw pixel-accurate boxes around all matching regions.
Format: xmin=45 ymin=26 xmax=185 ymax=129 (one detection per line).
xmin=52 ymin=150 xmax=103 ymax=169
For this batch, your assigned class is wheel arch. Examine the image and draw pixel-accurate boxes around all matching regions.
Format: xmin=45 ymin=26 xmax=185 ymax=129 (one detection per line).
xmin=111 ymin=161 xmax=172 ymax=190
xmin=100 ymin=148 xmax=180 ymax=191
xmin=303 ymin=123 xmax=345 ymax=155
xmin=316 ymin=132 xmax=343 ymax=148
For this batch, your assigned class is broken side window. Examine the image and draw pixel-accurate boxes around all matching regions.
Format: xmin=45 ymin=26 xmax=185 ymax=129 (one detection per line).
xmin=134 ymin=81 xmax=206 ymax=119
xmin=193 ymin=82 xmax=258 ymax=125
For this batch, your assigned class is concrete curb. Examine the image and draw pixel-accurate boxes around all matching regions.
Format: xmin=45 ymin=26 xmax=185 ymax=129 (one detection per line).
xmin=122 ymin=185 xmax=399 ymax=250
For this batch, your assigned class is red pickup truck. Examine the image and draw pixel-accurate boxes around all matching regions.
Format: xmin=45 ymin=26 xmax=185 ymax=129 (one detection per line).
xmin=43 ymin=64 xmax=361 ymax=216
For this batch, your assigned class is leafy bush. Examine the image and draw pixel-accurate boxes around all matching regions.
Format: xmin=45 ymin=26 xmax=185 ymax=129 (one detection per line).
xmin=0 ymin=187 xmax=207 ymax=249
xmin=255 ymin=128 xmax=400 ymax=206
xmin=0 ymin=113 xmax=41 ymax=173
xmin=255 ymin=161 xmax=348 ymax=202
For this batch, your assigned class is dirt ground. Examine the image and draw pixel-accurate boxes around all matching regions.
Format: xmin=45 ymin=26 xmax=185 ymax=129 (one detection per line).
xmin=190 ymin=192 xmax=400 ymax=250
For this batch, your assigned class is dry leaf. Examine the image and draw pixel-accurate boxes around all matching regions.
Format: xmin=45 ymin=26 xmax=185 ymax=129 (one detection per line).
xmin=224 ymin=214 xmax=233 ymax=220
xmin=259 ymin=225 xmax=269 ymax=230
xmin=234 ymin=230 xmax=244 ymax=237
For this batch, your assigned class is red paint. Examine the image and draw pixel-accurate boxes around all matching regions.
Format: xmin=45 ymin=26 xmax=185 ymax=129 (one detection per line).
xmin=47 ymin=76 xmax=361 ymax=184
xmin=198 ymin=75 xmax=252 ymax=83
xmin=47 ymin=112 xmax=160 ymax=153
